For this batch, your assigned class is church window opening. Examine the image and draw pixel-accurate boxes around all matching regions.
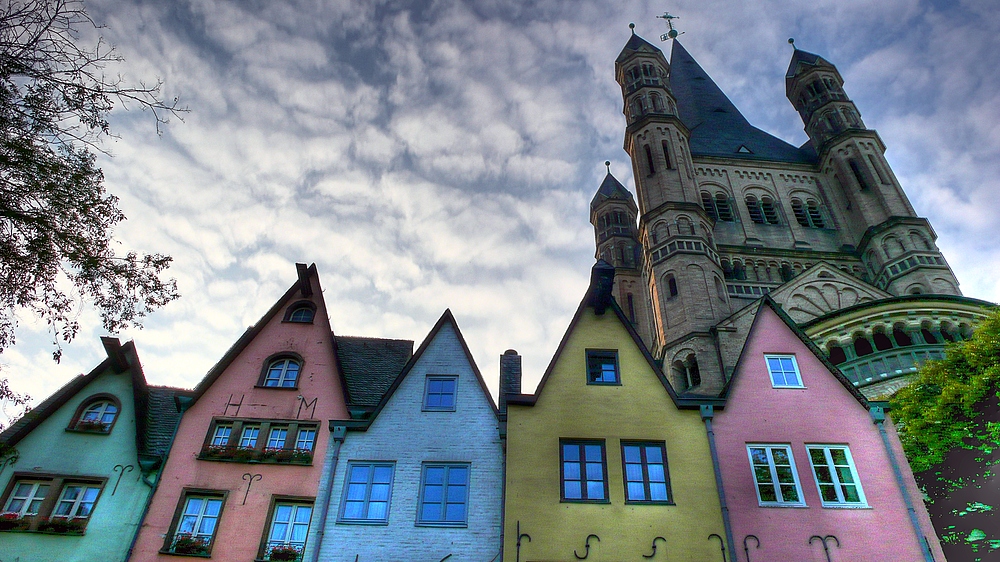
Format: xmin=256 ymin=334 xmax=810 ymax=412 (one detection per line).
xmin=892 ymin=327 xmax=912 ymax=347
xmin=853 ymin=335 xmax=874 ymax=357
xmin=666 ymin=275 xmax=678 ymax=298
xmin=910 ymin=232 xmax=931 ymax=251
xmin=733 ymin=261 xmax=747 ymax=281
xmin=780 ymin=263 xmax=794 ymax=282
xmin=661 ymin=141 xmax=673 ymax=169
xmin=644 ymin=144 xmax=656 ymax=175
xmin=715 ymin=193 xmax=734 ymax=222
xmin=722 ymin=260 xmax=734 ymax=280
xmin=849 ymin=159 xmax=871 ymax=190
xmin=921 ymin=327 xmax=937 ymax=344
xmin=791 ymin=199 xmax=809 ymax=227
xmin=873 ymin=330 xmax=893 ymax=351
xmin=806 ymin=201 xmax=825 ymax=227
xmin=745 ymin=195 xmax=764 ymax=224
xmin=867 ymin=155 xmax=887 ymax=184
xmin=677 ymin=216 xmax=694 ymax=235
xmin=715 ymin=277 xmax=726 ymax=301
xmin=651 ymin=93 xmax=664 ymax=112
xmin=828 ymin=345 xmax=847 ymax=365
xmin=701 ymin=192 xmax=718 ymax=221
xmin=761 ymin=197 xmax=780 ymax=224
xmin=627 ymin=66 xmax=642 ymax=90
xmin=686 ymin=355 xmax=701 ymax=387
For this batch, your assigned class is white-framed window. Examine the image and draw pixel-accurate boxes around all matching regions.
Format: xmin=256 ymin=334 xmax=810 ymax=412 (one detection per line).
xmin=417 ymin=464 xmax=470 ymax=526
xmin=747 ymin=444 xmax=805 ymax=506
xmin=295 ymin=429 xmax=316 ymax=451
xmin=264 ymin=502 xmax=313 ymax=558
xmin=81 ymin=401 xmax=118 ymax=426
xmin=211 ymin=424 xmax=232 ymax=446
xmin=423 ymin=376 xmax=458 ymax=411
xmin=267 ymin=427 xmax=288 ymax=449
xmin=169 ymin=494 xmax=224 ymax=553
xmin=263 ymin=358 xmax=300 ymax=388
xmin=765 ymin=355 xmax=804 ymax=388
xmin=338 ymin=462 xmax=394 ymax=524
xmin=240 ymin=425 xmax=260 ymax=448
xmin=53 ymin=485 xmax=101 ymax=518
xmin=3 ymin=480 xmax=50 ymax=516
xmin=288 ymin=306 xmax=314 ymax=323
xmin=807 ymin=445 xmax=867 ymax=507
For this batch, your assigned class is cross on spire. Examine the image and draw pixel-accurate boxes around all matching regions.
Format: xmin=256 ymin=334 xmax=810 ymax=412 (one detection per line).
xmin=656 ymin=12 xmax=683 ymax=41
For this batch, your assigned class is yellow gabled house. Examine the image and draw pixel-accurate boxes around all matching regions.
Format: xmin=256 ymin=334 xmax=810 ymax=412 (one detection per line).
xmin=502 ymin=261 xmax=729 ymax=561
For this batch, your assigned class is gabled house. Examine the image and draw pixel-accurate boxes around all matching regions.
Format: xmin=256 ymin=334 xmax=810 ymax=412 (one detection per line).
xmin=306 ymin=309 xmax=502 ymax=561
xmin=503 ymin=262 xmax=727 ymax=561
xmin=709 ymin=297 xmax=944 ymax=561
xmin=0 ymin=338 xmax=183 ymax=562
xmin=131 ymin=264 xmax=351 ymax=561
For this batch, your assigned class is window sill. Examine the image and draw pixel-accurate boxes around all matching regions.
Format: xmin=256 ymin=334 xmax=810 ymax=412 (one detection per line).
xmin=253 ymin=385 xmax=300 ymax=391
xmin=820 ymin=503 xmax=871 ymax=509
xmin=158 ymin=549 xmax=211 ymax=557
xmin=65 ymin=427 xmax=110 ymax=435
xmin=560 ymin=499 xmax=612 ymax=504
xmin=197 ymin=456 xmax=312 ymax=466
xmin=586 ymin=381 xmax=622 ymax=386
xmin=0 ymin=528 xmax=86 ymax=536
xmin=421 ymin=407 xmax=457 ymax=412
xmin=756 ymin=503 xmax=808 ymax=508
xmin=336 ymin=519 xmax=389 ymax=526
xmin=415 ymin=521 xmax=468 ymax=528
xmin=624 ymin=500 xmax=675 ymax=506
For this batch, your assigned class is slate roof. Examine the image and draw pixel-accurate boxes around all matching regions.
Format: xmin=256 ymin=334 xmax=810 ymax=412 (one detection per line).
xmin=785 ymin=48 xmax=825 ymax=79
xmin=335 ymin=335 xmax=413 ymax=407
xmin=590 ymin=172 xmax=635 ymax=210
xmin=616 ymin=30 xmax=662 ymax=63
xmin=667 ymin=40 xmax=817 ymax=164
xmin=140 ymin=386 xmax=186 ymax=459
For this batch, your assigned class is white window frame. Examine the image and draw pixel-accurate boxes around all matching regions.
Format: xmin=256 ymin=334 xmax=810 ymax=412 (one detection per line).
xmin=806 ymin=445 xmax=868 ymax=508
xmin=746 ymin=444 xmax=806 ymax=507
xmin=764 ymin=354 xmax=804 ymax=388
xmin=265 ymin=502 xmax=313 ymax=555
xmin=337 ymin=462 xmax=395 ymax=524
xmin=211 ymin=424 xmax=232 ymax=446
xmin=240 ymin=425 xmax=260 ymax=448
xmin=172 ymin=494 xmax=224 ymax=550
xmin=295 ymin=428 xmax=316 ymax=451
xmin=3 ymin=480 xmax=50 ymax=516
xmin=81 ymin=400 xmax=118 ymax=426
xmin=52 ymin=484 xmax=101 ymax=518
xmin=264 ymin=358 xmax=300 ymax=388
xmin=267 ymin=427 xmax=288 ymax=449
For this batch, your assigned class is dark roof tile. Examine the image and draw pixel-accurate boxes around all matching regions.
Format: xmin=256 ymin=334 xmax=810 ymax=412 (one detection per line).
xmin=335 ymin=336 xmax=413 ymax=407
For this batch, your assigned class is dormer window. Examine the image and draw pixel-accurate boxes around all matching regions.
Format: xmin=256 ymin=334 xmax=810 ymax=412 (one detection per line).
xmin=69 ymin=396 xmax=120 ymax=433
xmin=260 ymin=357 xmax=302 ymax=388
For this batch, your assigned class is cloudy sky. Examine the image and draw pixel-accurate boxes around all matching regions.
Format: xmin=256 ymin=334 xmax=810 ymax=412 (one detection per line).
xmin=4 ymin=0 xmax=1000 ymax=420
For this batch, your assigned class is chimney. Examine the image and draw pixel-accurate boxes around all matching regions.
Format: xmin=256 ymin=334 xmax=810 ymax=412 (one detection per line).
xmin=499 ymin=349 xmax=522 ymax=415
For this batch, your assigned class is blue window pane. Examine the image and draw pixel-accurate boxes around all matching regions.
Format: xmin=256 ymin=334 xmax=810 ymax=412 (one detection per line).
xmin=373 ymin=466 xmax=393 ymax=483
xmin=587 ymin=481 xmax=605 ymax=500
xmin=367 ymin=501 xmax=387 ymax=520
xmin=346 ymin=483 xmax=367 ymax=501
xmin=563 ymin=445 xmax=579 ymax=462
xmin=343 ymin=501 xmax=363 ymax=519
xmin=421 ymin=503 xmax=441 ymax=521
xmin=184 ymin=498 xmax=203 ymax=515
xmin=627 ymin=482 xmax=645 ymax=500
xmin=369 ymin=483 xmax=390 ymax=502
xmin=625 ymin=464 xmax=643 ymax=482
xmin=447 ymin=484 xmax=466 ymax=502
xmin=563 ymin=462 xmax=580 ymax=480
xmin=274 ymin=505 xmax=292 ymax=522
xmin=423 ymin=484 xmax=442 ymax=503
xmin=439 ymin=392 xmax=455 ymax=408
xmin=448 ymin=467 xmax=468 ymax=485
xmin=584 ymin=445 xmax=602 ymax=461
xmin=349 ymin=465 xmax=370 ymax=484
xmin=649 ymin=483 xmax=668 ymax=501
xmin=425 ymin=467 xmax=444 ymax=485
xmin=564 ymin=481 xmax=582 ymax=499
xmin=269 ymin=523 xmax=288 ymax=542
xmin=623 ymin=446 xmax=641 ymax=463
xmin=178 ymin=515 xmax=197 ymax=534
xmin=293 ymin=506 xmax=312 ymax=523
xmin=585 ymin=462 xmax=603 ymax=481
xmin=445 ymin=503 xmax=465 ymax=521
xmin=198 ymin=517 xmax=217 ymax=536
xmin=645 ymin=446 xmax=663 ymax=464
xmin=647 ymin=464 xmax=665 ymax=483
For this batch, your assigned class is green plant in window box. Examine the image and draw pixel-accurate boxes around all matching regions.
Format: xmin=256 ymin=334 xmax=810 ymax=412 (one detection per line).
xmin=37 ymin=516 xmax=86 ymax=534
xmin=233 ymin=447 xmax=258 ymax=462
xmin=290 ymin=448 xmax=312 ymax=464
xmin=172 ymin=534 xmax=210 ymax=555
xmin=268 ymin=545 xmax=301 ymax=561
xmin=0 ymin=512 xmax=29 ymax=531
xmin=74 ymin=419 xmax=108 ymax=432
xmin=201 ymin=445 xmax=234 ymax=460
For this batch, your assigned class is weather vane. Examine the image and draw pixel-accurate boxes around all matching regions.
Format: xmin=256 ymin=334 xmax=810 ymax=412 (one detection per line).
xmin=656 ymin=12 xmax=683 ymax=41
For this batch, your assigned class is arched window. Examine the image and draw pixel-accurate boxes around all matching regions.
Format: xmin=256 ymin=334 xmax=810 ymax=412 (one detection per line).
xmin=892 ymin=327 xmax=912 ymax=347
xmin=853 ymin=335 xmax=873 ymax=357
xmin=715 ymin=277 xmax=726 ymax=301
xmin=661 ymin=140 xmax=673 ymax=169
xmin=791 ymin=199 xmax=809 ymax=227
xmin=745 ymin=195 xmax=764 ymax=224
xmin=921 ymin=328 xmax=938 ymax=344
xmin=651 ymin=93 xmax=664 ymax=112
xmin=262 ymin=357 xmax=302 ymax=388
xmin=715 ymin=193 xmax=734 ymax=222
xmin=873 ymin=330 xmax=893 ymax=351
xmin=72 ymin=397 xmax=120 ymax=432
xmin=733 ymin=261 xmax=747 ymax=281
xmin=828 ymin=345 xmax=847 ymax=365
xmin=686 ymin=355 xmax=701 ymax=387
xmin=780 ymin=263 xmax=794 ymax=282
xmin=910 ymin=232 xmax=931 ymax=251
xmin=806 ymin=201 xmax=824 ymax=228
xmin=761 ymin=197 xmax=780 ymax=224
xmin=644 ymin=144 xmax=656 ymax=175
xmin=672 ymin=361 xmax=688 ymax=390
xmin=676 ymin=216 xmax=693 ymax=235
xmin=666 ymin=275 xmax=678 ymax=298
xmin=867 ymin=154 xmax=887 ymax=184
xmin=284 ymin=300 xmax=316 ymax=323
xmin=849 ymin=159 xmax=870 ymax=190
xmin=721 ymin=260 xmax=734 ymax=280
xmin=701 ymin=192 xmax=718 ymax=221
xmin=652 ymin=222 xmax=668 ymax=244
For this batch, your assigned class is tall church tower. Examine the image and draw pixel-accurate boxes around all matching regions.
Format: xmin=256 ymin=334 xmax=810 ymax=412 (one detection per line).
xmin=785 ymin=48 xmax=961 ymax=296
xmin=612 ymin=26 xmax=731 ymax=394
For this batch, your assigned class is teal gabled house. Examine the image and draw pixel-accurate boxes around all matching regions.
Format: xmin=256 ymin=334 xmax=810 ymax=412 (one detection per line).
xmin=0 ymin=338 xmax=184 ymax=562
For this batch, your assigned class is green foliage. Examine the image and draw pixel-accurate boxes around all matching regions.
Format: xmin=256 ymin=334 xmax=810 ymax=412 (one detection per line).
xmin=0 ymin=0 xmax=184 ymax=361
xmin=890 ymin=308 xmax=1000 ymax=473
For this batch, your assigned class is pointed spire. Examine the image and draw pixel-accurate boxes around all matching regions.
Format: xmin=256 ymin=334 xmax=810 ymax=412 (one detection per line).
xmin=590 ymin=170 xmax=635 ymax=210
xmin=616 ymin=27 xmax=662 ymax=63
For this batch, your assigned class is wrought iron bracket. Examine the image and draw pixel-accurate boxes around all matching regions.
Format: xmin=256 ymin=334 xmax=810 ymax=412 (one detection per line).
xmin=709 ymin=533 xmax=727 ymax=562
xmin=111 ymin=464 xmax=134 ymax=495
xmin=642 ymin=536 xmax=666 ymax=558
xmin=574 ymin=534 xmax=600 ymax=559
xmin=809 ymin=534 xmax=841 ymax=562
xmin=516 ymin=520 xmax=531 ymax=562
xmin=242 ymin=472 xmax=262 ymax=505
xmin=743 ymin=535 xmax=760 ymax=562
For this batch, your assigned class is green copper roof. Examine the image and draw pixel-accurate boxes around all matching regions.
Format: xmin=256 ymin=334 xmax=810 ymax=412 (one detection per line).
xmin=667 ymin=40 xmax=816 ymax=164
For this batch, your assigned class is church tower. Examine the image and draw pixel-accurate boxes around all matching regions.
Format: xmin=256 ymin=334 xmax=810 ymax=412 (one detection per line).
xmin=786 ymin=47 xmax=961 ymax=296
xmin=614 ymin=26 xmax=731 ymax=394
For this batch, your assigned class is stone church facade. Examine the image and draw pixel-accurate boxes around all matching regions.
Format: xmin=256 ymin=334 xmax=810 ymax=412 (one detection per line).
xmin=591 ymin=29 xmax=992 ymax=399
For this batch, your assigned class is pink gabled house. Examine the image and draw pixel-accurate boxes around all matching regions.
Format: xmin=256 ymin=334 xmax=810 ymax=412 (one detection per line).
xmin=710 ymin=297 xmax=944 ymax=562
xmin=131 ymin=264 xmax=349 ymax=561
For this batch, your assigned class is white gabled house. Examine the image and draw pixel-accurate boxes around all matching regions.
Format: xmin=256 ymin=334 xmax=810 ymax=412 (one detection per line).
xmin=306 ymin=309 xmax=502 ymax=562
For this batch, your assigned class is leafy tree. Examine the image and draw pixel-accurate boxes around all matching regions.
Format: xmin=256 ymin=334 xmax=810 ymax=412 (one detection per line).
xmin=0 ymin=0 xmax=182 ymax=362
xmin=891 ymin=308 xmax=1000 ymax=558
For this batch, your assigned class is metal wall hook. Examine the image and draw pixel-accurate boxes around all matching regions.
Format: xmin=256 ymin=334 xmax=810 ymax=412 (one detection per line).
xmin=809 ymin=535 xmax=840 ymax=562
xmin=516 ymin=520 xmax=532 ymax=562
xmin=643 ymin=536 xmax=667 ymax=558
xmin=743 ymin=535 xmax=760 ymax=562
xmin=241 ymin=472 xmax=262 ymax=505
xmin=574 ymin=534 xmax=600 ymax=559
xmin=111 ymin=464 xmax=134 ymax=495
xmin=709 ymin=533 xmax=727 ymax=562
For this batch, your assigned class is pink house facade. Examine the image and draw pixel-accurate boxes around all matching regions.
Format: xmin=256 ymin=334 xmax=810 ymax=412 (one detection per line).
xmin=710 ymin=298 xmax=944 ymax=562
xmin=131 ymin=264 xmax=350 ymax=561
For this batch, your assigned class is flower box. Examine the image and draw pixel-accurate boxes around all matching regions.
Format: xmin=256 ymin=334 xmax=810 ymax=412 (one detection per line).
xmin=37 ymin=517 xmax=86 ymax=534
xmin=172 ymin=534 xmax=211 ymax=555
xmin=0 ymin=512 xmax=28 ymax=531
xmin=72 ymin=419 xmax=109 ymax=433
xmin=268 ymin=545 xmax=302 ymax=561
